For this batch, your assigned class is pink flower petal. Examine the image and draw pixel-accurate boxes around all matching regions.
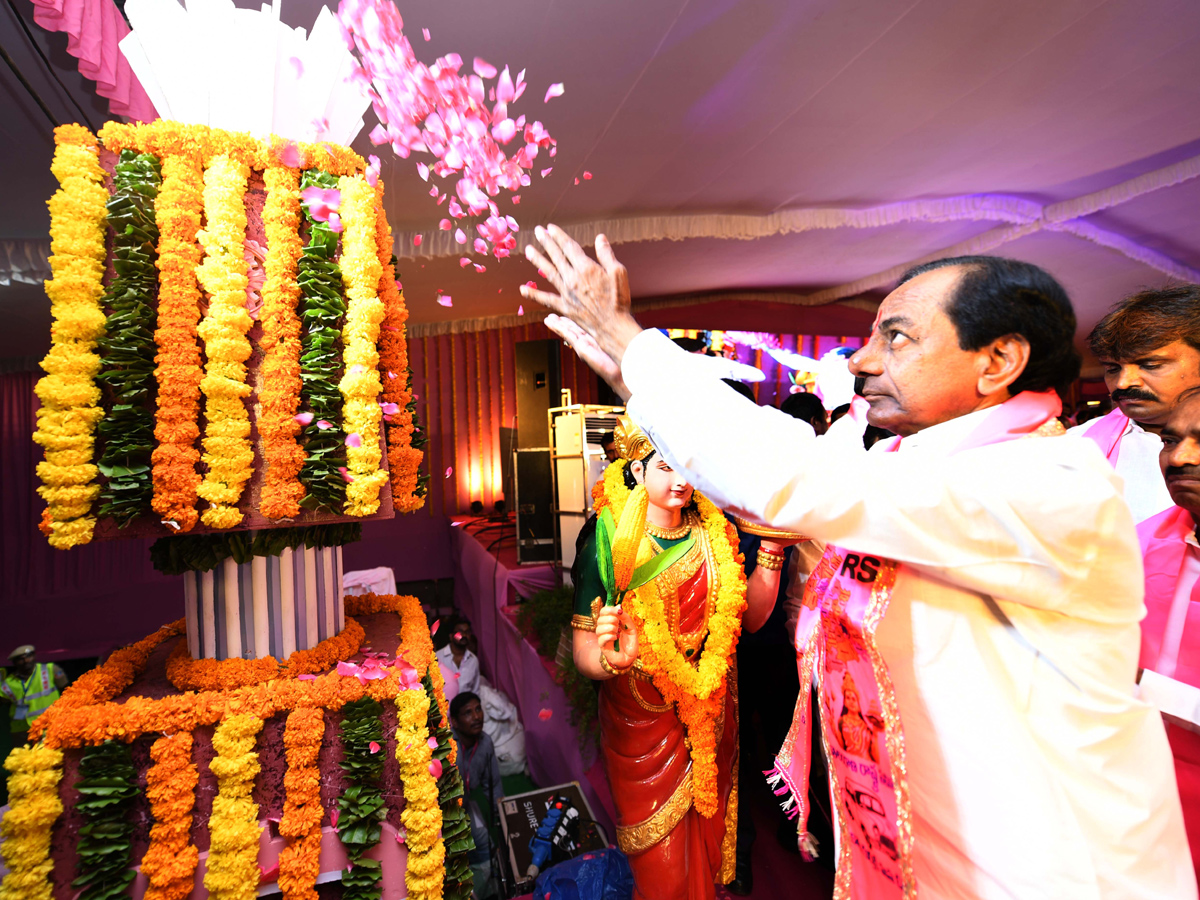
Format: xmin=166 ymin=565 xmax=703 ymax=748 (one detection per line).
xmin=338 ymin=467 xmax=355 ymax=483
xmin=473 ymin=57 xmax=497 ymax=79
xmin=491 ymin=118 xmax=517 ymax=144
xmin=416 ymin=162 xmax=429 ymax=181
xmin=444 ymin=466 xmax=453 ymax=478
xmin=511 ymin=194 xmax=521 ymax=205
xmin=380 ymin=401 xmax=401 ymax=415
xmin=459 ymin=257 xmax=472 ymax=268
xmin=413 ymin=234 xmax=423 ymax=246
xmin=439 ymin=219 xmax=452 ymax=231
xmin=429 ymin=185 xmax=439 ymax=197
xmin=544 ymin=82 xmax=564 ymax=103
xmin=316 ymin=419 xmax=333 ymax=430
xmin=454 ymin=228 xmax=466 ymax=244
xmin=348 ymin=364 xmax=365 ymax=375
xmin=431 ymin=618 xmax=441 ymax=635
xmin=276 ymin=141 xmax=303 ymax=169
xmin=540 ymin=167 xmax=553 ymax=178
xmin=345 ymin=432 xmax=363 ymax=448
xmin=294 ymin=411 xmax=314 ymax=426
xmin=369 ymin=741 xmax=381 ymax=754
xmin=437 ymin=295 xmax=453 ymax=307
xmin=387 ymin=370 xmax=398 ymax=380
xmin=574 ymin=177 xmax=579 ymax=186
xmin=518 ymin=305 xmax=524 ymax=316
xmin=428 ymin=758 xmax=443 ymax=779
xmin=422 ymin=27 xmax=430 ymax=41
xmin=539 ymin=708 xmax=553 ymax=721
xmin=297 ymin=673 xmax=317 ymax=681
xmin=330 ymin=808 xmax=339 ymax=828
xmin=474 ymin=264 xmax=486 ymax=272
xmin=583 ymin=171 xmax=593 ymax=180
xmin=524 ymin=281 xmax=537 ymax=289
xmin=473 ymin=238 xmax=488 ymax=254
xmin=427 ymin=736 xmax=439 ymax=749
xmin=327 ymin=212 xmax=343 ymax=233
xmin=337 ymin=661 xmax=359 ymax=677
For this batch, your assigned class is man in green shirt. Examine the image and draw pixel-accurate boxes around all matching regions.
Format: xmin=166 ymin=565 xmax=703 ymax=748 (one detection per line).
xmin=0 ymin=645 xmax=68 ymax=745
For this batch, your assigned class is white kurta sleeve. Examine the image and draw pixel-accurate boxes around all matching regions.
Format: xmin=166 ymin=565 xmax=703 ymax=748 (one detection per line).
xmin=622 ymin=329 xmax=1140 ymax=621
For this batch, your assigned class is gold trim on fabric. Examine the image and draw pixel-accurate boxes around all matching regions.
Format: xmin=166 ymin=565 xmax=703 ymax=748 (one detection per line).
xmin=861 ymin=560 xmax=917 ymax=898
xmin=616 ymin=766 xmax=694 ymax=855
xmin=570 ymin=614 xmax=596 ymax=631
xmin=718 ymin=661 xmax=740 ymax=884
xmin=628 ymin=673 xmax=672 ymax=713
xmin=1028 ymin=417 xmax=1066 ymax=438
xmin=645 ymin=518 xmax=691 ymax=540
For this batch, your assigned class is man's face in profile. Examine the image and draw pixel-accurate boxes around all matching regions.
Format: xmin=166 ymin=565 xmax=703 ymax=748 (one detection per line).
xmin=1159 ymin=393 xmax=1200 ymax=518
xmin=1101 ymin=341 xmax=1200 ymax=428
xmin=848 ymin=266 xmax=996 ymax=437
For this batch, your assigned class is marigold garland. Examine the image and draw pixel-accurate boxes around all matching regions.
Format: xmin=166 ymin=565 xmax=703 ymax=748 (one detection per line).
xmin=141 ymin=733 xmax=199 ymax=900
xmin=337 ymin=175 xmax=388 ymax=516
xmin=164 ymin=616 xmax=365 ymax=691
xmin=33 ymin=125 xmax=109 ymax=549
xmin=278 ymin=709 xmax=324 ymax=900
xmin=147 ymin=148 xmax=205 ymax=532
xmin=396 ymin=687 xmax=445 ymax=900
xmin=594 ymin=463 xmax=747 ymax=818
xmin=195 ymin=154 xmax=254 ymax=529
xmin=0 ymin=745 xmax=64 ymax=900
xmin=258 ymin=166 xmax=307 ymax=519
xmin=373 ymin=182 xmax=424 ymax=512
xmin=205 ymin=714 xmax=263 ymax=900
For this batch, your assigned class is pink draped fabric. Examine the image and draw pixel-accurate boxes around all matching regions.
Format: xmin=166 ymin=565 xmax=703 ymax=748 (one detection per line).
xmin=29 ymin=0 xmax=159 ymax=123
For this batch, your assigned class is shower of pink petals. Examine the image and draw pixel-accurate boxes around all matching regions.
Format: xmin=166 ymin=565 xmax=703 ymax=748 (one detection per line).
xmin=336 ymin=0 xmax=561 ymax=259
xmin=437 ymin=294 xmax=453 ymax=306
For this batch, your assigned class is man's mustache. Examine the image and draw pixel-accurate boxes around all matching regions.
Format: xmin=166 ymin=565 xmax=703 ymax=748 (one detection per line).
xmin=854 ymin=376 xmax=867 ymax=396
xmin=1111 ymin=387 xmax=1158 ymax=403
xmin=1166 ymin=466 xmax=1200 ymax=479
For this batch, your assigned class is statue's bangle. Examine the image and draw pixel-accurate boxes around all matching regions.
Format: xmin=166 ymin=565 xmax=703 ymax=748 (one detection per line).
xmin=756 ymin=548 xmax=785 ymax=571
xmin=599 ymin=651 xmax=631 ymax=678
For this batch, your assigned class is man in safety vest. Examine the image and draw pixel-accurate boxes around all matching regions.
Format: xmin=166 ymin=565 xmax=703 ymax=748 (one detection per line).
xmin=0 ymin=645 xmax=68 ymax=745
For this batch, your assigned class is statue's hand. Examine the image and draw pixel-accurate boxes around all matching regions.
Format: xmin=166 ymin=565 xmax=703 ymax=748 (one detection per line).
xmin=595 ymin=604 xmax=638 ymax=670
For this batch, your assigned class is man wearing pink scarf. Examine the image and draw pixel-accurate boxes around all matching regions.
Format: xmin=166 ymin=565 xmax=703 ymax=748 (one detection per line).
xmin=1138 ymin=386 xmax=1200 ymax=880
xmin=1073 ymin=286 xmax=1200 ymax=523
xmin=522 ymin=225 xmax=1193 ymax=900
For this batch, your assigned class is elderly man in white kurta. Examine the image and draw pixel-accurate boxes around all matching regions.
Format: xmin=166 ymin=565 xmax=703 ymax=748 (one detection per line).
xmin=520 ymin=225 xmax=1194 ymax=900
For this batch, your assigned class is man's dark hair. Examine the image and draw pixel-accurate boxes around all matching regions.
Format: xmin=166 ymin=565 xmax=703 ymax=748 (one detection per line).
xmin=899 ymin=256 xmax=1081 ymax=396
xmin=450 ymin=690 xmax=481 ymax=720
xmin=599 ymin=430 xmax=614 ymax=446
xmin=1087 ymin=285 xmax=1200 ymax=361
xmin=830 ymin=403 xmax=851 ymax=425
xmin=722 ymin=378 xmax=756 ymax=402
xmin=779 ymin=392 xmax=825 ymax=429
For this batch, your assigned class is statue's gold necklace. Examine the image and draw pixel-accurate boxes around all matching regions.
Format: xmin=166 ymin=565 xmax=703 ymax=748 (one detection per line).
xmin=645 ymin=518 xmax=690 ymax=540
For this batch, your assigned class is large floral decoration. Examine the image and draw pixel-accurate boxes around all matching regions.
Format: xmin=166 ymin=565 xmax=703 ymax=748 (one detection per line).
xmin=140 ymin=733 xmax=199 ymax=900
xmin=205 ymin=714 xmax=264 ymax=900
xmin=0 ymin=744 xmax=63 ymax=900
xmin=278 ymin=709 xmax=324 ymax=900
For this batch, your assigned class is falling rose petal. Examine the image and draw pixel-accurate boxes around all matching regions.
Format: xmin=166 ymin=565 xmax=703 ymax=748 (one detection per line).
xmin=380 ymin=401 xmax=401 ymax=415
xmin=549 ymin=145 xmax=557 ymax=157
xmin=437 ymin=295 xmax=453 ymax=307
xmin=345 ymin=432 xmax=363 ymax=448
xmin=428 ymin=759 xmax=443 ymax=779
xmin=437 ymin=193 xmax=447 ymax=205
xmin=317 ymin=420 xmax=334 ymax=430
xmin=369 ymin=741 xmax=381 ymax=754
xmin=396 ymin=829 xmax=405 ymax=844
xmin=431 ymin=619 xmax=442 ymax=636
xmin=330 ymin=808 xmax=339 ymax=828
xmin=327 ymin=212 xmax=343 ymax=233
xmin=518 ymin=305 xmax=524 ymax=316
xmin=539 ymin=708 xmax=553 ymax=721
xmin=297 ymin=673 xmax=317 ymax=681
xmin=454 ymin=228 xmax=467 ymax=244
xmin=474 ymin=264 xmax=486 ymax=272
xmin=276 ymin=141 xmax=303 ymax=169
xmin=524 ymin=281 xmax=537 ymax=289
xmin=473 ymin=57 xmax=497 ymax=79
xmin=439 ymin=219 xmax=452 ymax=231
xmin=429 ymin=184 xmax=439 ymax=197
xmin=417 ymin=162 xmax=429 ymax=181
xmin=294 ymin=411 xmax=314 ymax=426
xmin=583 ymin=171 xmax=593 ymax=180
xmin=427 ymin=736 xmax=439 ymax=749
xmin=459 ymin=257 xmax=472 ymax=268
xmin=422 ymin=27 xmax=430 ymax=40
xmin=574 ymin=177 xmax=579 ymax=186
xmin=338 ymin=467 xmax=355 ymax=483
xmin=413 ymin=234 xmax=422 ymax=246
xmin=544 ymin=82 xmax=564 ymax=102
xmin=473 ymin=237 xmax=488 ymax=254
xmin=511 ymin=195 xmax=521 ymax=205
xmin=387 ymin=370 xmax=398 ymax=380
xmin=491 ymin=118 xmax=517 ymax=144
xmin=540 ymin=167 xmax=553 ymax=178
xmin=444 ymin=466 xmax=453 ymax=478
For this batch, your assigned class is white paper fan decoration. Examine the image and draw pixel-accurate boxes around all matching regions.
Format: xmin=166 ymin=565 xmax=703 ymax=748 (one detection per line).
xmin=118 ymin=0 xmax=371 ymax=146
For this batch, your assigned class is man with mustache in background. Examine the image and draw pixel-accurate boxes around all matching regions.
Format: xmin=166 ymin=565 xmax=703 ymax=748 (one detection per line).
xmin=1137 ymin=385 xmax=1200 ymax=880
xmin=1072 ymin=286 xmax=1200 ymax=522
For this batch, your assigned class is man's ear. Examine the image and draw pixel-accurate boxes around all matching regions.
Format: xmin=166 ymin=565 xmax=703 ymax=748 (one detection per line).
xmin=978 ymin=333 xmax=1031 ymax=398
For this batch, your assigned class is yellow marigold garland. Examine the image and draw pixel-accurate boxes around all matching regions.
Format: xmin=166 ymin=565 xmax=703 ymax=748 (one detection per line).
xmin=0 ymin=745 xmax=64 ymax=900
xmin=259 ymin=166 xmax=307 ymax=519
xmin=336 ymin=175 xmax=388 ymax=516
xmin=594 ymin=463 xmax=747 ymax=817
xmin=141 ymin=733 xmax=199 ymax=900
xmin=33 ymin=125 xmax=109 ymax=549
xmin=373 ymin=182 xmax=423 ymax=512
xmin=396 ymin=688 xmax=445 ymax=900
xmin=278 ymin=708 xmax=324 ymax=900
xmin=205 ymin=714 xmax=263 ymax=900
xmin=195 ymin=154 xmax=254 ymax=529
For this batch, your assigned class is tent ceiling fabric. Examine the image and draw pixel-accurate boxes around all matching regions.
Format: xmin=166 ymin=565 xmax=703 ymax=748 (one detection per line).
xmin=2 ymin=0 xmax=1199 ymax=358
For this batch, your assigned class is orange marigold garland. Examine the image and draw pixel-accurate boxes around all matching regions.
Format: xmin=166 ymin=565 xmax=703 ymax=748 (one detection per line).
xmin=149 ymin=149 xmax=205 ymax=532
xmin=372 ymin=182 xmax=424 ymax=512
xmin=278 ymin=708 xmax=324 ymax=900
xmin=33 ymin=124 xmax=109 ymax=549
xmin=141 ymin=733 xmax=199 ymax=900
xmin=258 ymin=166 xmax=307 ymax=519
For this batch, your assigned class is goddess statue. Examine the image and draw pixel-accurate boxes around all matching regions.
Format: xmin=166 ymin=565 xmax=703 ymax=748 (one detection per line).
xmin=570 ymin=417 xmax=772 ymax=900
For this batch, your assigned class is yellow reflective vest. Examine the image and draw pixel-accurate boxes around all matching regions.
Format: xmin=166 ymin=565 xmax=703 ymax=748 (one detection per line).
xmin=1 ymin=663 xmax=61 ymax=732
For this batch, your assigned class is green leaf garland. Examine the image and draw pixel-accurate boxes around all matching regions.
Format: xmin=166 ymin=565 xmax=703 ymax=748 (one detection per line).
xmin=72 ymin=741 xmax=138 ymax=900
xmin=148 ymin=522 xmax=361 ymax=575
xmin=423 ymin=673 xmax=474 ymax=900
xmin=297 ymin=169 xmax=348 ymax=512
xmin=96 ymin=150 xmax=161 ymax=526
xmin=337 ymin=697 xmax=386 ymax=900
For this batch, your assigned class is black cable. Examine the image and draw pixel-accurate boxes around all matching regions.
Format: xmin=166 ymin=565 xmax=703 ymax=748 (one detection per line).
xmin=0 ymin=38 xmax=59 ymax=128
xmin=3 ymin=0 xmax=99 ymax=131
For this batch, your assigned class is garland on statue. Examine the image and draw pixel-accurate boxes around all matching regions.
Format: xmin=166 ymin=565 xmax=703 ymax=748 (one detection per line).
xmin=96 ymin=150 xmax=162 ymax=527
xmin=278 ymin=709 xmax=324 ymax=900
xmin=337 ymin=697 xmax=386 ymax=900
xmin=140 ymin=733 xmax=199 ymax=900
xmin=205 ymin=715 xmax=263 ymax=900
xmin=395 ymin=686 xmax=445 ymax=900
xmin=594 ymin=462 xmax=747 ymax=818
xmin=148 ymin=522 xmax=362 ymax=575
xmin=424 ymin=673 xmax=473 ymax=900
xmin=0 ymin=744 xmax=64 ymax=900
xmin=296 ymin=169 xmax=349 ymax=512
xmin=33 ymin=125 xmax=109 ymax=549
xmin=195 ymin=154 xmax=255 ymax=529
xmin=72 ymin=741 xmax=139 ymax=900
xmin=258 ymin=165 xmax=308 ymax=519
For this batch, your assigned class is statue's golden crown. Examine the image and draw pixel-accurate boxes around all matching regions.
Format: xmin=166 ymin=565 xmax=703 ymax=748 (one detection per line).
xmin=613 ymin=416 xmax=655 ymax=462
